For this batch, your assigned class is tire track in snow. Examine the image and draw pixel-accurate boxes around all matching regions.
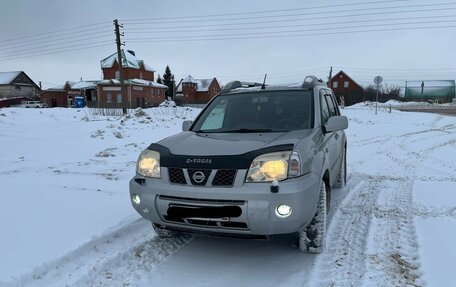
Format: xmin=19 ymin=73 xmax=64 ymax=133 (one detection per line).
xmin=5 ymin=219 xmax=192 ymax=287
xmin=309 ymin=176 xmax=425 ymax=287
xmin=74 ymin=233 xmax=192 ymax=287
xmin=363 ymin=180 xmax=423 ymax=287
xmin=350 ymin=124 xmax=455 ymax=148
xmin=309 ymin=177 xmax=380 ymax=287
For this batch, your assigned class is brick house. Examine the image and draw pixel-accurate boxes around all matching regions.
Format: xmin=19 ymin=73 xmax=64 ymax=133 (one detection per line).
xmin=95 ymin=49 xmax=167 ymax=108
xmin=176 ymin=75 xmax=221 ymax=105
xmin=328 ymin=70 xmax=364 ymax=106
xmin=41 ymin=81 xmax=97 ymax=108
xmin=0 ymin=71 xmax=41 ymax=101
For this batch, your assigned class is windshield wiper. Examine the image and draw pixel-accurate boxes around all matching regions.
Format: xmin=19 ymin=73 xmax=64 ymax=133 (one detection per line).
xmin=194 ymin=128 xmax=274 ymax=133
xmin=223 ymin=128 xmax=274 ymax=133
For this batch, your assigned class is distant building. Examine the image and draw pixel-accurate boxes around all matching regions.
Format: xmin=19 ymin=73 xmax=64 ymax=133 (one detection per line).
xmin=0 ymin=71 xmax=41 ymax=101
xmin=176 ymin=75 xmax=221 ymax=105
xmin=96 ymin=49 xmax=167 ymax=108
xmin=39 ymin=50 xmax=167 ymax=109
xmin=40 ymin=81 xmax=97 ymax=108
xmin=328 ymin=70 xmax=364 ymax=106
xmin=404 ymin=80 xmax=455 ymax=103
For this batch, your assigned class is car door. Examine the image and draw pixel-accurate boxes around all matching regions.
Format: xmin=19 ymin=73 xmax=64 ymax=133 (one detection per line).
xmin=324 ymin=89 xmax=344 ymax=181
xmin=319 ymin=90 xmax=338 ymax=182
xmin=320 ymin=89 xmax=340 ymax=185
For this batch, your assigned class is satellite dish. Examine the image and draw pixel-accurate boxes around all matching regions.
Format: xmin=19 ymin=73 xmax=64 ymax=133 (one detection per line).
xmin=373 ymin=76 xmax=383 ymax=85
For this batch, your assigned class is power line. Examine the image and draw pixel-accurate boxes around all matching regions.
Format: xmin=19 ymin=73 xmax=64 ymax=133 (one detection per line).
xmin=123 ymin=2 xmax=456 ymax=25
xmin=124 ymin=15 xmax=456 ymax=34
xmin=0 ymin=34 xmax=113 ymax=56
xmin=125 ymin=19 xmax=456 ymax=41
xmin=0 ymin=41 xmax=113 ymax=62
xmin=0 ymin=35 xmax=112 ymax=56
xmin=189 ymin=67 xmax=329 ymax=80
xmin=126 ymin=24 xmax=456 ymax=43
xmin=121 ymin=0 xmax=410 ymax=22
xmin=123 ymin=7 xmax=456 ymax=31
xmin=0 ymin=27 xmax=112 ymax=49
xmin=1 ymin=22 xmax=111 ymax=44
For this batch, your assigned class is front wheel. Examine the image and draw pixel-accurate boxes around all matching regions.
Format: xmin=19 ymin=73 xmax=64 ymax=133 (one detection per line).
xmin=299 ymin=180 xmax=327 ymax=253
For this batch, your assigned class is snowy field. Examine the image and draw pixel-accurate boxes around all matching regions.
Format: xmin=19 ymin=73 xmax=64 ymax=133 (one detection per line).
xmin=0 ymin=105 xmax=455 ymax=287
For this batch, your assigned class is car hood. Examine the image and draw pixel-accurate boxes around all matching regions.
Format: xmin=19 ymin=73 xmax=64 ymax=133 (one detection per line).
xmin=156 ymin=130 xmax=313 ymax=156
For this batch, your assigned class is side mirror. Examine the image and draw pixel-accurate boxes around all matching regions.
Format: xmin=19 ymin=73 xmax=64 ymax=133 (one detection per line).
xmin=182 ymin=120 xmax=193 ymax=132
xmin=324 ymin=116 xmax=348 ymax=133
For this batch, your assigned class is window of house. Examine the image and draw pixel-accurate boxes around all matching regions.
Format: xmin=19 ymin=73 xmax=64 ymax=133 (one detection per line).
xmin=115 ymin=71 xmax=119 ymax=79
xmin=117 ymin=94 xmax=122 ymax=103
xmin=344 ymin=81 xmax=349 ymax=88
xmin=107 ymin=94 xmax=112 ymax=103
xmin=332 ymin=81 xmax=338 ymax=88
xmin=140 ymin=72 xmax=143 ymax=79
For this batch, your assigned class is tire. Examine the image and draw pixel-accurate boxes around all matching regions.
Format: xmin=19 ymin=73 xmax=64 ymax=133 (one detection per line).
xmin=333 ymin=147 xmax=347 ymax=188
xmin=299 ymin=180 xmax=327 ymax=253
xmin=152 ymin=223 xmax=182 ymax=238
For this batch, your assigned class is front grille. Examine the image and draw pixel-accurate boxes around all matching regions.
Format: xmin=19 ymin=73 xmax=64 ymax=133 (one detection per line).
xmin=168 ymin=168 xmax=186 ymax=184
xmin=212 ymin=170 xmax=237 ymax=186
xmin=167 ymin=168 xmax=237 ymax=187
xmin=187 ymin=169 xmax=212 ymax=186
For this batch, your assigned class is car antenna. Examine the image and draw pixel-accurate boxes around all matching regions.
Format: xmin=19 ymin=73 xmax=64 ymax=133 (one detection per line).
xmin=261 ymin=74 xmax=267 ymax=89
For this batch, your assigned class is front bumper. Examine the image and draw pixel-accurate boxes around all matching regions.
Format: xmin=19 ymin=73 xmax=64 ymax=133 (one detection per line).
xmin=129 ymin=168 xmax=320 ymax=236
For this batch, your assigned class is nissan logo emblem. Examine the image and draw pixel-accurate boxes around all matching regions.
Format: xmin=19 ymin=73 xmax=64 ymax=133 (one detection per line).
xmin=192 ymin=171 xmax=206 ymax=183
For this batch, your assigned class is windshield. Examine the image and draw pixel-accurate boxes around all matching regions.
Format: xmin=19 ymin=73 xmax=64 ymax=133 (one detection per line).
xmin=192 ymin=90 xmax=313 ymax=133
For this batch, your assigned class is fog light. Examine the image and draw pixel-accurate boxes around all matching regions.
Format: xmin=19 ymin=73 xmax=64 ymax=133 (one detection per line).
xmin=132 ymin=194 xmax=141 ymax=205
xmin=275 ymin=204 xmax=292 ymax=218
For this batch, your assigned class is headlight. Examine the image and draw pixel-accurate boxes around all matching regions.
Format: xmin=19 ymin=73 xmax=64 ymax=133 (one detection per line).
xmin=246 ymin=151 xmax=301 ymax=182
xmin=136 ymin=150 xmax=161 ymax=178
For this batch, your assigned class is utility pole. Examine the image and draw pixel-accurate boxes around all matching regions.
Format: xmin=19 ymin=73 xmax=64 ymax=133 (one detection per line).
xmin=114 ymin=19 xmax=127 ymax=115
xmin=328 ymin=66 xmax=333 ymax=83
xmin=420 ymin=81 xmax=425 ymax=102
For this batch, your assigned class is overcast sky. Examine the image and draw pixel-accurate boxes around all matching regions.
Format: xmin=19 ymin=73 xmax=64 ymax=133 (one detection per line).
xmin=1 ymin=0 xmax=455 ymax=89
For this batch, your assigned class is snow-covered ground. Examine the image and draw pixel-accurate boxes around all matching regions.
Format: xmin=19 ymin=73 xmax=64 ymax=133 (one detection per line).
xmin=0 ymin=105 xmax=455 ymax=287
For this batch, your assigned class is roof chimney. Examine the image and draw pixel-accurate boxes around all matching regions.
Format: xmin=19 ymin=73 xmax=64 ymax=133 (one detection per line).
xmin=127 ymin=50 xmax=135 ymax=56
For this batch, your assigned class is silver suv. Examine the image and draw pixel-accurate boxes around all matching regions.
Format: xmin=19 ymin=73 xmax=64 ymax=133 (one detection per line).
xmin=130 ymin=76 xmax=348 ymax=253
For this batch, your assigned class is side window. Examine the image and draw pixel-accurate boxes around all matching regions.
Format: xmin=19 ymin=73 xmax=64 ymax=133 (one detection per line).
xmin=320 ymin=90 xmax=330 ymax=125
xmin=328 ymin=90 xmax=341 ymax=115
xmin=325 ymin=94 xmax=337 ymax=117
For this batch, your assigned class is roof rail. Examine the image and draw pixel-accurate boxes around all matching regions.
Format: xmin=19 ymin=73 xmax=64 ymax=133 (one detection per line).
xmin=220 ymin=81 xmax=264 ymax=94
xmin=302 ymin=75 xmax=326 ymax=88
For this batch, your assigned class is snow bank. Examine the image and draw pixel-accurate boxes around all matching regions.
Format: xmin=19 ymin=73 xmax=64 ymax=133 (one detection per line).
xmin=0 ymin=106 xmax=199 ymax=281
